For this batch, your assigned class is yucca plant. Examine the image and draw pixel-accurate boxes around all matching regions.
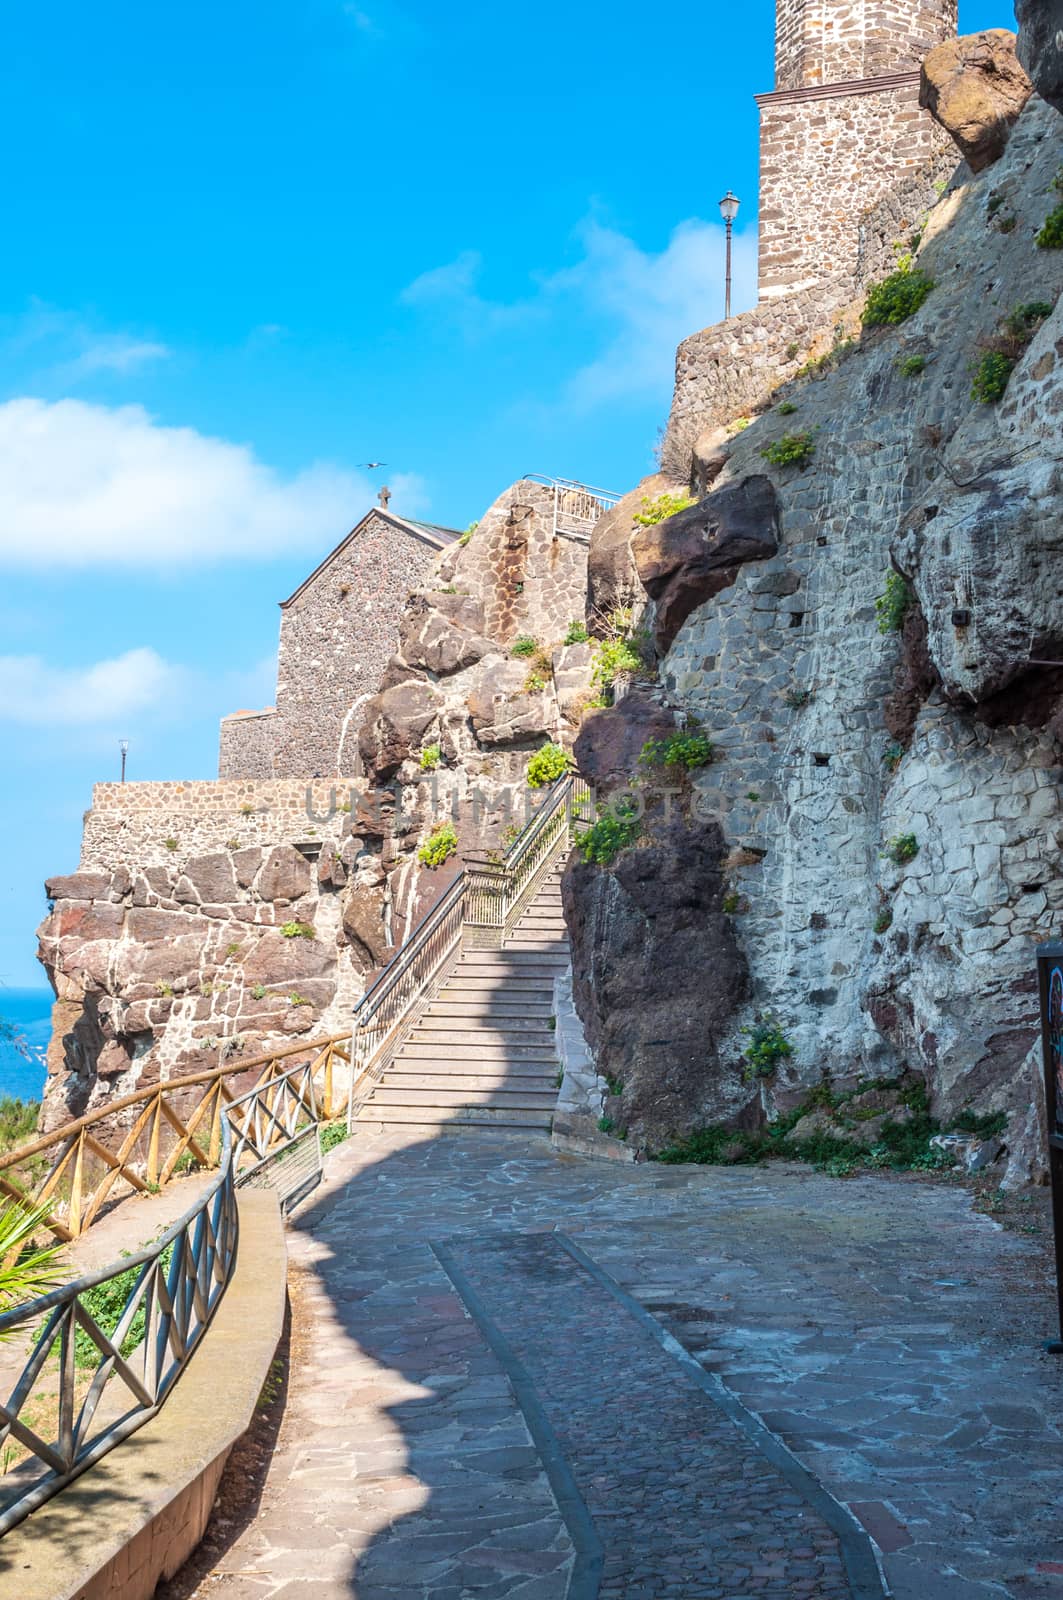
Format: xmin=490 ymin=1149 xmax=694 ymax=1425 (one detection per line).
xmin=0 ymin=1201 xmax=66 ymax=1331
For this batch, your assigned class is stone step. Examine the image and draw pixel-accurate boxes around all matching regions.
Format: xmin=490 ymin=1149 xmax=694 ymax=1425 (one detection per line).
xmin=406 ymin=1026 xmax=558 ymax=1047
xmin=397 ymin=1041 xmax=559 ymax=1063
xmin=385 ymin=1070 xmax=558 ymax=1091
xmin=426 ymin=998 xmax=555 ymax=1017
xmin=418 ymin=1008 xmax=555 ymax=1029
xmin=443 ymin=976 xmax=556 ymax=994
xmin=356 ymin=1105 xmax=553 ymax=1129
xmin=457 ymin=957 xmax=568 ymax=974
xmin=366 ymin=1087 xmax=558 ymax=1110
xmin=503 ymin=939 xmax=570 ymax=953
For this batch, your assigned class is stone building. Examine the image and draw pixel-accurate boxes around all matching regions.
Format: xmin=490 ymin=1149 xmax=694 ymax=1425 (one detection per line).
xmin=759 ymin=0 xmax=957 ymax=298
xmin=219 ymin=506 xmax=459 ymax=780
xmin=661 ymin=0 xmax=958 ymax=475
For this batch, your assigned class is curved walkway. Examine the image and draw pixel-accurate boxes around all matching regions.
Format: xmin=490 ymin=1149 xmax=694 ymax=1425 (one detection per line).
xmin=175 ymin=1130 xmax=1063 ymax=1600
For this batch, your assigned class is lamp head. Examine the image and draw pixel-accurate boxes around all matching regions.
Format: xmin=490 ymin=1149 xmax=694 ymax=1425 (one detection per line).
xmin=718 ymin=190 xmax=740 ymax=224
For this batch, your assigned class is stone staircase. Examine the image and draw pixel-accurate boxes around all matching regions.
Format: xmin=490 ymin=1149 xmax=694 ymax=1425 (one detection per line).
xmin=356 ymin=867 xmax=569 ymax=1133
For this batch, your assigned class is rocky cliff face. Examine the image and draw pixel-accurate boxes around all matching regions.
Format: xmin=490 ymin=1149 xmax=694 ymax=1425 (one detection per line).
xmin=563 ymin=90 xmax=1063 ymax=1179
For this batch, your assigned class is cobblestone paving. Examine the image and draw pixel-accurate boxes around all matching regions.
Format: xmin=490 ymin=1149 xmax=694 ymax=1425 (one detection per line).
xmin=453 ymin=1231 xmax=854 ymax=1598
xmin=178 ymin=1130 xmax=1063 ymax=1599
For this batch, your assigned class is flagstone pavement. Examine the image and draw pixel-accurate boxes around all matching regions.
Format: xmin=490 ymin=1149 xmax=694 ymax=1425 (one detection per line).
xmin=176 ymin=1128 xmax=1063 ymax=1600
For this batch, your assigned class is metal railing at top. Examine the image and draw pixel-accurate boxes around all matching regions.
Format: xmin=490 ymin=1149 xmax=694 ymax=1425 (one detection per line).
xmin=522 ymin=475 xmax=621 ymax=543
xmin=347 ymin=774 xmax=587 ymax=1125
xmin=0 ymin=1057 xmax=325 ymax=1535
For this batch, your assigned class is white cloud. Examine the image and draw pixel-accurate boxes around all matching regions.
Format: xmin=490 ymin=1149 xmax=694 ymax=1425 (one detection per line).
xmin=549 ymin=219 xmax=759 ymax=410
xmin=0 ymin=648 xmax=185 ymax=726
xmin=0 ymin=398 xmax=422 ymax=568
xmin=1 ymin=302 xmax=172 ymax=386
xmin=400 ymin=216 xmax=759 ymax=410
xmin=66 ymin=337 xmax=171 ymax=378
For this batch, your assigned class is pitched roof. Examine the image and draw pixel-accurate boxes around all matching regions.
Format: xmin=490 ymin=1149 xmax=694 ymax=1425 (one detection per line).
xmin=279 ymin=508 xmax=461 ymax=609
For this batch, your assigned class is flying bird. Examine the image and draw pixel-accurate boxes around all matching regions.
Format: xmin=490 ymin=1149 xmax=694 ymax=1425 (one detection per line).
xmin=361 ymin=461 xmax=387 ymax=470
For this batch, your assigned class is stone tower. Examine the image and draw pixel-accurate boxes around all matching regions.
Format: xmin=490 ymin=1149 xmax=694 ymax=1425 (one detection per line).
xmin=757 ymin=0 xmax=958 ymax=299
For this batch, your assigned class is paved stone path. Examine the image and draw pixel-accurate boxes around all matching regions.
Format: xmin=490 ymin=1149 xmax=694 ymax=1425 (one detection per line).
xmin=176 ymin=1130 xmax=1063 ymax=1600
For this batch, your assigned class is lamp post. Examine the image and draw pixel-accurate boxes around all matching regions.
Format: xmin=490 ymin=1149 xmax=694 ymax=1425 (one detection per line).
xmin=719 ymin=191 xmax=740 ymax=321
xmin=119 ymin=740 xmax=129 ymax=784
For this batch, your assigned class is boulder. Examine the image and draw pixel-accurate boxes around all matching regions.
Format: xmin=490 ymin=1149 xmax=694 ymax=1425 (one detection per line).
xmin=1016 ymin=0 xmax=1063 ymax=113
xmin=358 ymin=679 xmax=442 ymax=780
xmin=341 ymin=882 xmax=391 ymax=970
xmin=399 ymin=592 xmax=493 ymax=676
xmin=573 ymin=694 xmax=678 ymax=796
xmin=181 ymin=852 xmax=240 ymax=904
xmin=255 ymin=845 xmax=313 ymax=905
xmin=587 ymin=476 xmax=675 ymax=622
xmin=920 ymin=31 xmax=1032 ymax=172
xmin=552 ymin=641 xmax=595 ymax=725
xmin=633 ymin=475 xmax=780 ymax=652
xmin=45 ymin=871 xmax=112 ymax=903
xmin=563 ymin=811 xmax=750 ymax=1150
xmin=240 ymin=928 xmax=332 ymax=986
xmin=468 ymin=660 xmax=555 ymax=746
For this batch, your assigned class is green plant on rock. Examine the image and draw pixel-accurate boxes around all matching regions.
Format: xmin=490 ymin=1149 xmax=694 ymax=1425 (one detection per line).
xmin=524 ymin=672 xmax=547 ymax=693
xmin=776 ymin=400 xmax=797 ymax=415
xmin=225 ymin=837 xmax=241 ymax=851
xmin=761 ymin=431 xmax=815 ymax=469
xmin=722 ymin=891 xmax=740 ymax=915
xmin=898 ymin=353 xmax=927 ymax=377
xmin=320 ymin=1120 xmax=348 ymax=1154
xmin=875 ymin=571 xmax=910 ymax=634
xmin=883 ymin=742 xmax=906 ymax=772
xmin=511 ymin=635 xmax=538 ymax=658
xmin=288 ymin=993 xmax=312 ymax=1008
xmin=886 ymin=832 xmax=919 ymax=866
xmin=164 ymin=837 xmax=179 ymax=852
xmin=458 ymin=520 xmax=478 ymax=547
xmin=420 ymin=743 xmax=442 ymax=772
xmin=874 ymin=908 xmax=893 ymax=934
xmin=418 ymin=820 xmax=458 ymax=869
xmin=1004 ymin=301 xmax=1055 ymax=338
xmin=632 ymin=492 xmax=695 ymax=527
xmin=862 ymin=263 xmax=934 ymax=327
xmin=239 ymin=802 xmax=256 ymax=817
xmin=526 ymin=742 xmax=571 ymax=789
xmin=563 ymin=620 xmax=589 ymax=645
xmin=280 ymin=921 xmax=316 ymax=939
xmin=726 ymin=415 xmax=752 ymax=436
xmin=638 ymin=731 xmax=715 ymax=771
xmin=784 ymin=686 xmax=813 ymax=710
xmin=251 ymin=984 xmax=267 ymax=1000
xmin=971 ymin=350 xmax=1014 ymax=404
xmin=598 ymin=1116 xmax=616 ymax=1135
xmin=575 ymin=801 xmax=642 ymax=867
xmin=743 ymin=1017 xmax=793 ymax=1080
xmin=950 ymin=1108 xmax=1006 ymax=1139
xmin=155 ymin=981 xmax=174 ymax=998
xmin=1036 ymin=205 xmax=1063 ymax=249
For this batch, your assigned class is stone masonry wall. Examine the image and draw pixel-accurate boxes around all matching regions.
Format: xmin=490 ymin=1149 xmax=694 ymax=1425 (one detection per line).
xmin=270 ymin=512 xmax=453 ymax=780
xmin=218 ymin=709 xmax=277 ymax=780
xmin=775 ymin=0 xmax=957 ymax=90
xmin=661 ymin=147 xmax=957 ymax=480
xmin=758 ymin=82 xmax=954 ymax=299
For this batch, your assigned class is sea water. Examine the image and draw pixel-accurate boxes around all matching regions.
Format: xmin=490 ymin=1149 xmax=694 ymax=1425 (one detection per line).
xmin=0 ymin=990 xmax=51 ymax=1103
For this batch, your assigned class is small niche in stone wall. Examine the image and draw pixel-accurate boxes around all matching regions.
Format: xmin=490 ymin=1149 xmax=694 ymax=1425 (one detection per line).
xmin=809 ymin=912 xmax=829 ymax=930
xmin=816 ymin=536 xmax=828 ymax=547
xmin=789 ymin=612 xmax=805 ymax=629
xmin=812 ymin=752 xmax=831 ymax=767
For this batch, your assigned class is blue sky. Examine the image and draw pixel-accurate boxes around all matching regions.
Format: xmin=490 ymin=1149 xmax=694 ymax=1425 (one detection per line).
xmin=0 ymin=0 xmax=1011 ymax=990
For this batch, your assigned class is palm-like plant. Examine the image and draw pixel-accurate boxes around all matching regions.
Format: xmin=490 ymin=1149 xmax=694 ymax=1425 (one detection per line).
xmin=0 ymin=1202 xmax=65 ymax=1333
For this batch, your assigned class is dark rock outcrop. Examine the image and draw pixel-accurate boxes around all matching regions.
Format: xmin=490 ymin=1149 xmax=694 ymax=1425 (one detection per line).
xmin=1017 ymin=0 xmax=1063 ymax=113
xmin=562 ymin=811 xmax=750 ymax=1150
xmin=573 ymin=694 xmax=678 ymax=795
xmin=586 ymin=475 xmax=678 ymax=624
xmin=633 ymin=476 xmax=779 ymax=651
xmin=920 ymin=31 xmax=1032 ymax=171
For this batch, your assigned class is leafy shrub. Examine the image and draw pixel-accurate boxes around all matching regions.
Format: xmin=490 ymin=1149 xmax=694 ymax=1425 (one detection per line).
xmin=796 ymin=339 xmax=855 ymax=379
xmin=1004 ymin=301 xmax=1055 ymax=338
xmin=563 ymin=620 xmax=589 ymax=645
xmin=225 ymin=837 xmax=241 ymax=851
xmin=239 ymin=802 xmax=255 ymax=816
xmin=420 ymin=744 xmax=441 ymax=772
xmin=726 ymin=415 xmax=751 ymax=436
xmin=459 ymin=520 xmax=478 ymax=547
xmin=574 ymin=802 xmax=641 ymax=867
xmin=524 ymin=672 xmax=547 ymax=693
xmin=875 ymin=571 xmax=910 ymax=634
xmin=526 ymin=742 xmax=571 ymax=788
xmin=971 ymin=351 xmax=1014 ymax=403
xmin=886 ymin=832 xmax=919 ymax=866
xmin=250 ymin=985 xmax=266 ymax=1000
xmin=320 ymin=1120 xmax=348 ymax=1154
xmin=898 ymin=354 xmax=927 ymax=376
xmin=639 ymin=732 xmax=715 ymax=771
xmin=511 ymin=635 xmax=538 ymax=658
xmin=280 ymin=921 xmax=316 ymax=939
xmin=785 ymin=341 xmax=800 ymax=361
xmin=777 ymin=400 xmax=797 ymax=415
xmin=743 ymin=1017 xmax=793 ymax=1079
xmin=73 ymin=1248 xmax=173 ymax=1365
xmin=998 ymin=214 xmax=1017 ymax=234
xmin=874 ymin=908 xmax=893 ymax=934
xmin=164 ymin=837 xmax=179 ymax=852
xmin=288 ymin=993 xmax=312 ymax=1008
xmin=883 ymin=742 xmax=905 ymax=772
xmin=722 ymin=892 xmax=740 ymax=914
xmin=950 ymin=1108 xmax=1006 ymax=1139
xmin=633 ymin=492 xmax=695 ymax=527
xmin=761 ymin=432 xmax=815 ymax=469
xmin=418 ymin=820 xmax=458 ymax=868
xmin=862 ymin=264 xmax=934 ymax=326
xmin=591 ymin=634 xmax=650 ymax=698
xmin=1035 ymin=205 xmax=1063 ymax=249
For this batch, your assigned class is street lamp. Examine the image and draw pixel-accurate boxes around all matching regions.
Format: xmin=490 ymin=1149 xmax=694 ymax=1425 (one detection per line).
xmin=719 ymin=191 xmax=740 ymax=321
xmin=119 ymin=739 xmax=129 ymax=784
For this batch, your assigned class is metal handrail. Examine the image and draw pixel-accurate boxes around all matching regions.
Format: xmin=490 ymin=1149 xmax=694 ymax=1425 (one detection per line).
xmin=0 ymin=1056 xmax=329 ymax=1535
